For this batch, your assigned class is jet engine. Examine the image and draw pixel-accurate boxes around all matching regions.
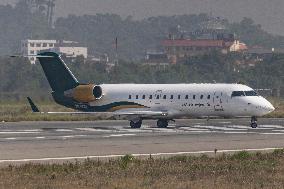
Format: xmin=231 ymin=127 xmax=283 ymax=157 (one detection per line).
xmin=72 ymin=84 xmax=103 ymax=103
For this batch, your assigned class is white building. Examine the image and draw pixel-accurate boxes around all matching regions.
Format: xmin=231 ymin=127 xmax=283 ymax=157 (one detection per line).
xmin=21 ymin=39 xmax=57 ymax=64
xmin=21 ymin=39 xmax=88 ymax=64
xmin=51 ymin=40 xmax=88 ymax=59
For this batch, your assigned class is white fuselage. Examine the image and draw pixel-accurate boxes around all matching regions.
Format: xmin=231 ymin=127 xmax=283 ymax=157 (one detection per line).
xmin=88 ymin=83 xmax=275 ymax=119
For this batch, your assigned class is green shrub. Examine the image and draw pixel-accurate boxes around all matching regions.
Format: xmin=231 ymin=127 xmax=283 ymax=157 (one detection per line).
xmin=120 ymin=154 xmax=135 ymax=169
xmin=231 ymin=151 xmax=251 ymax=160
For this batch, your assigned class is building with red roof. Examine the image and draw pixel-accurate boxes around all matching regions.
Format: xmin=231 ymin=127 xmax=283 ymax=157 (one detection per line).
xmin=162 ymin=39 xmax=247 ymax=64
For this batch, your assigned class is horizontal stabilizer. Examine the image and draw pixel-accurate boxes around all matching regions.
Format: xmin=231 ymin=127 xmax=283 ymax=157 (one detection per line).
xmin=10 ymin=55 xmax=54 ymax=58
xmin=27 ymin=97 xmax=40 ymax=113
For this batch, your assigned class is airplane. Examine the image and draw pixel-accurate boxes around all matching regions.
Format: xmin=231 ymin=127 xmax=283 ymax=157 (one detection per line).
xmin=27 ymin=51 xmax=275 ymax=129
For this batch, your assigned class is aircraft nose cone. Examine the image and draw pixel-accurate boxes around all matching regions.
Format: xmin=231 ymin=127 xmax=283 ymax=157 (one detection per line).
xmin=264 ymin=101 xmax=275 ymax=113
xmin=257 ymin=98 xmax=275 ymax=115
xmin=269 ymin=104 xmax=275 ymax=112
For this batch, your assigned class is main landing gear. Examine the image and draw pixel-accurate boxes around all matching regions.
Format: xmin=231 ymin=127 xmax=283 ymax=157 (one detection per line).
xmin=250 ymin=116 xmax=258 ymax=128
xmin=129 ymin=119 xmax=170 ymax=129
xmin=130 ymin=119 xmax=142 ymax=128
xmin=157 ymin=119 xmax=169 ymax=128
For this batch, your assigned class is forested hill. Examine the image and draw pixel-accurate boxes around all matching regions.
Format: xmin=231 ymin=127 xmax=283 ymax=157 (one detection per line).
xmin=0 ymin=1 xmax=284 ymax=59
xmin=0 ymin=53 xmax=283 ymax=101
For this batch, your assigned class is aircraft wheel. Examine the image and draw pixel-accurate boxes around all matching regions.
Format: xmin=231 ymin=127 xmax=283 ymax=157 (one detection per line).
xmin=130 ymin=120 xmax=142 ymax=128
xmin=251 ymin=122 xmax=258 ymax=128
xmin=250 ymin=116 xmax=258 ymax=128
xmin=157 ymin=119 xmax=168 ymax=128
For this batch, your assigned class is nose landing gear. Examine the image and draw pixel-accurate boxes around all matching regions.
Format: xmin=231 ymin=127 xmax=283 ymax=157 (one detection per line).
xmin=250 ymin=116 xmax=258 ymax=128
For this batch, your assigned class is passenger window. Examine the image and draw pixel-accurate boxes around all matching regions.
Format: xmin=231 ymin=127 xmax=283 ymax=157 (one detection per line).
xmin=149 ymin=95 xmax=153 ymax=99
xmin=178 ymin=95 xmax=181 ymax=99
xmin=200 ymin=95 xmax=204 ymax=99
xmin=185 ymin=95 xmax=189 ymax=99
xmin=170 ymin=95 xmax=174 ymax=99
xmin=156 ymin=95 xmax=160 ymax=99
xmin=142 ymin=95 xmax=146 ymax=99
xmin=163 ymin=95 xmax=167 ymax=99
xmin=207 ymin=95 xmax=210 ymax=99
xmin=193 ymin=95 xmax=196 ymax=99
xmin=128 ymin=95 xmax=131 ymax=99
xmin=136 ymin=95 xmax=139 ymax=99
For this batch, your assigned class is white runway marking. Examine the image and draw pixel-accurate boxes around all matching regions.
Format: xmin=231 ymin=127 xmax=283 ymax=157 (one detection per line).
xmin=224 ymin=132 xmax=252 ymax=134
xmin=261 ymin=125 xmax=284 ymax=129
xmin=0 ymin=147 xmax=282 ymax=164
xmin=107 ymin=134 xmax=136 ymax=137
xmin=179 ymin=127 xmax=209 ymax=131
xmin=73 ymin=135 xmax=87 ymax=137
xmin=5 ymin=138 xmax=16 ymax=140
xmin=0 ymin=131 xmax=40 ymax=134
xmin=227 ymin=125 xmax=250 ymax=129
xmin=187 ymin=130 xmax=216 ymax=133
xmin=272 ymin=130 xmax=284 ymax=132
xmin=250 ymin=127 xmax=273 ymax=130
xmin=1 ymin=123 xmax=283 ymax=141
xmin=55 ymin=129 xmax=73 ymax=132
xmin=193 ymin=125 xmax=247 ymax=131
xmin=23 ymin=129 xmax=42 ymax=132
xmin=119 ymin=128 xmax=152 ymax=133
xmin=62 ymin=136 xmax=75 ymax=138
xmin=194 ymin=123 xmax=205 ymax=125
xmin=76 ymin=128 xmax=113 ymax=132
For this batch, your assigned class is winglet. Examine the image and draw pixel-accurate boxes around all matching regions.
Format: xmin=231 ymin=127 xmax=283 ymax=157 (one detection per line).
xmin=27 ymin=97 xmax=40 ymax=113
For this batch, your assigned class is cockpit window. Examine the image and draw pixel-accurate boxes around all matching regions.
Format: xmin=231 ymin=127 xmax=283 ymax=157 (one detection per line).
xmin=244 ymin=91 xmax=258 ymax=96
xmin=232 ymin=90 xmax=258 ymax=97
xmin=231 ymin=91 xmax=245 ymax=97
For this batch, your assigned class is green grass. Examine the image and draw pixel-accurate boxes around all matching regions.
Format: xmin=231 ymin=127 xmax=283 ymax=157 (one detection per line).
xmin=1 ymin=150 xmax=284 ymax=189
xmin=0 ymin=102 xmax=102 ymax=122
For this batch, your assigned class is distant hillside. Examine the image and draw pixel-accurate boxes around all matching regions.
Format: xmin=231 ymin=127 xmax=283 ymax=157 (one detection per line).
xmin=0 ymin=1 xmax=284 ymax=59
xmin=0 ymin=0 xmax=284 ymax=35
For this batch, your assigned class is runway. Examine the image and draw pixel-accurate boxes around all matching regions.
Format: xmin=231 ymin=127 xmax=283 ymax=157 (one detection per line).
xmin=0 ymin=118 xmax=284 ymax=164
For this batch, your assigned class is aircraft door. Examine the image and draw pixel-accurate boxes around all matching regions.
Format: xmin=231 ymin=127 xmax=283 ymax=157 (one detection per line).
xmin=154 ymin=90 xmax=162 ymax=105
xmin=213 ymin=92 xmax=224 ymax=111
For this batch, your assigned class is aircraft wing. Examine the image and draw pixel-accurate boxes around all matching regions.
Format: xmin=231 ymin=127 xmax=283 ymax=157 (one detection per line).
xmin=27 ymin=97 xmax=168 ymax=118
xmin=45 ymin=111 xmax=167 ymax=116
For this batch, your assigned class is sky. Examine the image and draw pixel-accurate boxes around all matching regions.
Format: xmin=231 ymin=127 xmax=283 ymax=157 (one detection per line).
xmin=1 ymin=0 xmax=284 ymax=35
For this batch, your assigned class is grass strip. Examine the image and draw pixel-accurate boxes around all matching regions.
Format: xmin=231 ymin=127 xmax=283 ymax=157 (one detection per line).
xmin=0 ymin=150 xmax=284 ymax=189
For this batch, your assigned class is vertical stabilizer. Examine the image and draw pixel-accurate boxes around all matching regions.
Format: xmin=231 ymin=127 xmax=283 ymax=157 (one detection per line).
xmin=37 ymin=52 xmax=79 ymax=92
